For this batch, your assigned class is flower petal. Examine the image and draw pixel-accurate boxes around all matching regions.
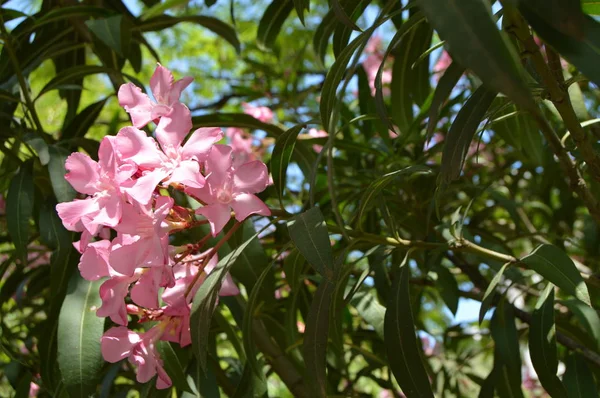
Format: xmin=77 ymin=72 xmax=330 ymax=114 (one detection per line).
xmin=205 ymin=144 xmax=232 ymax=186
xmin=64 ymin=153 xmax=99 ymax=195
xmin=56 ymin=198 xmax=98 ymax=232
xmin=232 ymin=161 xmax=269 ymax=194
xmin=155 ymin=103 xmax=192 ymax=150
xmin=168 ymin=160 xmax=205 ymax=189
xmin=150 ymin=64 xmax=174 ymax=105
xmin=118 ymin=83 xmax=154 ymax=128
xmin=79 ymin=240 xmax=111 ymax=280
xmin=230 ymin=193 xmax=270 ymax=221
xmin=123 ymin=169 xmax=167 ymax=205
xmin=116 ymin=126 xmax=164 ymax=168
xmin=196 ymin=203 xmax=231 ymax=236
xmin=181 ymin=127 xmax=223 ymax=161
xmin=101 ymin=326 xmax=141 ymax=363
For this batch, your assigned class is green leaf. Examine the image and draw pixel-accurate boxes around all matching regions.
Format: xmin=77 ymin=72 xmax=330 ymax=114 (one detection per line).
xmin=25 ymin=134 xmax=49 ymax=165
xmin=192 ymin=113 xmax=284 ymax=138
xmin=287 ymin=207 xmax=334 ymax=279
xmin=332 ymin=0 xmax=362 ymax=31
xmin=137 ymin=15 xmax=241 ymax=53
xmin=356 ymin=165 xmax=432 ymax=229
xmin=520 ymin=244 xmax=591 ymax=306
xmin=313 ymin=10 xmax=337 ymax=64
xmin=563 ymin=353 xmax=599 ymax=398
xmin=48 ymin=145 xmax=77 ymax=203
xmin=292 ymin=0 xmax=309 ymax=25
xmin=582 ymin=0 xmax=600 ymax=15
xmin=6 ymin=161 xmax=34 ymax=265
xmin=156 ymin=341 xmax=193 ymax=394
xmin=419 ymin=0 xmax=535 ymax=110
xmin=14 ymin=372 xmax=32 ymax=398
xmin=270 ymin=123 xmax=305 ymax=208
xmin=384 ymin=252 xmax=434 ymax=398
xmin=303 ymin=279 xmax=335 ymax=397
xmin=57 ymin=274 xmax=104 ymax=398
xmin=331 ymin=0 xmax=368 ymax=58
xmin=479 ymin=262 xmax=509 ymax=325
xmin=256 ymin=0 xmax=294 ymax=50
xmin=434 ymin=264 xmax=459 ymax=315
xmin=191 ymin=229 xmax=261 ymax=370
xmin=440 ymin=86 xmax=497 ymax=183
xmin=85 ymin=15 xmax=128 ymax=56
xmin=426 ymin=61 xmax=465 ymax=139
xmin=39 ymin=200 xmax=70 ymax=251
xmin=351 ymin=290 xmax=385 ymax=339
xmin=521 ymin=0 xmax=585 ymax=39
xmin=62 ymin=98 xmax=108 ymax=141
xmin=36 ymin=65 xmax=119 ymax=99
xmin=529 ymin=284 xmax=568 ymax=398
xmin=142 ymin=0 xmax=193 ymax=19
xmin=560 ymin=299 xmax=600 ymax=350
xmin=490 ymin=300 xmax=522 ymax=395
xmin=520 ymin=5 xmax=600 ymax=89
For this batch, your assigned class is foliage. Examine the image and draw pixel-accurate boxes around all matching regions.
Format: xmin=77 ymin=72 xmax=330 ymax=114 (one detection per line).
xmin=1 ymin=0 xmax=600 ymax=397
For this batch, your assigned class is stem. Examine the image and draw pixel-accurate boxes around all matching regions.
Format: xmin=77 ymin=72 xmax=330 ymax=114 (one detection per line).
xmin=0 ymin=17 xmax=45 ymax=136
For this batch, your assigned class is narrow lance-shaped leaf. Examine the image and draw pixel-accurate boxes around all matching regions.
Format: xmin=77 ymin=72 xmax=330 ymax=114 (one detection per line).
xmin=85 ymin=15 xmax=127 ymax=56
xmin=520 ymin=244 xmax=591 ymax=306
xmin=270 ymin=123 xmax=305 ymax=208
xmin=490 ymin=300 xmax=523 ymax=395
xmin=426 ymin=61 xmax=465 ymax=139
xmin=560 ymin=299 xmax=600 ymax=350
xmin=479 ymin=262 xmax=509 ymax=324
xmin=529 ymin=284 xmax=568 ymax=398
xmin=6 ymin=161 xmax=34 ymax=265
xmin=48 ymin=145 xmax=77 ymax=203
xmin=62 ymin=98 xmax=108 ymax=141
xmin=441 ymin=86 xmax=497 ymax=183
xmin=418 ymin=0 xmax=535 ymax=110
xmin=57 ymin=274 xmax=104 ymax=398
xmin=303 ymin=279 xmax=335 ymax=397
xmin=563 ymin=353 xmax=599 ymax=398
xmin=256 ymin=0 xmax=294 ymax=50
xmin=384 ymin=252 xmax=434 ymax=398
xmin=287 ymin=207 xmax=334 ymax=279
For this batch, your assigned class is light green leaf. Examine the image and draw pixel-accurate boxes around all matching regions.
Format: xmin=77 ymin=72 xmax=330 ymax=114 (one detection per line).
xmin=479 ymin=262 xmax=509 ymax=324
xmin=85 ymin=15 xmax=127 ymax=56
xmin=351 ymin=290 xmax=385 ymax=339
xmin=57 ymin=274 xmax=104 ymax=398
xmin=520 ymin=244 xmax=591 ymax=306
xmin=582 ymin=0 xmax=600 ymax=15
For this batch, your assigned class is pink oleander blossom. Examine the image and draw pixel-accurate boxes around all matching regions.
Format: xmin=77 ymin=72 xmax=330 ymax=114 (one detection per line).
xmin=101 ymin=326 xmax=172 ymax=389
xmin=187 ymin=145 xmax=271 ymax=236
xmin=226 ymin=127 xmax=256 ymax=167
xmin=118 ymin=64 xmax=193 ymax=150
xmin=242 ymin=102 xmax=274 ymax=123
xmin=56 ymin=136 xmax=136 ymax=235
xmin=302 ymin=128 xmax=328 ymax=153
xmin=116 ymin=126 xmax=222 ymax=204
xmin=363 ymin=36 xmax=392 ymax=96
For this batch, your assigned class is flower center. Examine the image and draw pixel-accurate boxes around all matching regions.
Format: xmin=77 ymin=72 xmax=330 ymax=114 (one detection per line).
xmin=216 ymin=188 xmax=232 ymax=204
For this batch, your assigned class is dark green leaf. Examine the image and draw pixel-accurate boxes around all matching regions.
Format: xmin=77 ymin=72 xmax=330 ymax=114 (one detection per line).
xmin=6 ymin=161 xmax=34 ymax=265
xmin=25 ymin=134 xmax=49 ymax=165
xmin=560 ymin=299 xmax=600 ymax=350
xmin=287 ymin=207 xmax=334 ymax=279
xmin=332 ymin=0 xmax=362 ymax=31
xmin=303 ymin=279 xmax=335 ymax=397
xmin=521 ymin=0 xmax=585 ymax=39
xmin=419 ymin=0 xmax=535 ymax=110
xmin=529 ymin=284 xmax=568 ymax=397
xmin=520 ymin=244 xmax=591 ymax=306
xmin=48 ymin=145 xmax=77 ymax=203
xmin=62 ymin=98 xmax=108 ymax=141
xmin=292 ymin=0 xmax=309 ymax=25
xmin=270 ymin=123 xmax=305 ymax=208
xmin=426 ymin=61 xmax=465 ymax=139
xmin=156 ymin=341 xmax=193 ymax=394
xmin=520 ymin=5 xmax=600 ymax=89
xmin=85 ymin=15 xmax=127 ymax=56
xmin=313 ymin=10 xmax=337 ymax=64
xmin=192 ymin=113 xmax=284 ymax=137
xmin=434 ymin=264 xmax=459 ymax=315
xmin=441 ymin=86 xmax=497 ymax=183
xmin=256 ymin=0 xmax=294 ymax=50
xmin=283 ymin=248 xmax=306 ymax=292
xmin=384 ymin=253 xmax=434 ymax=398
xmin=137 ymin=15 xmax=241 ymax=53
xmin=490 ymin=300 xmax=522 ymax=394
xmin=563 ymin=353 xmax=599 ymax=398
xmin=351 ymin=290 xmax=385 ymax=339
xmin=14 ymin=372 xmax=32 ymax=398
xmin=57 ymin=274 xmax=104 ymax=398
xmin=479 ymin=262 xmax=509 ymax=324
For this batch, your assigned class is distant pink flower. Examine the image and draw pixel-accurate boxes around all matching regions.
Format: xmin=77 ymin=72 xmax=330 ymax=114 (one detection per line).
xmin=101 ymin=326 xmax=172 ymax=389
xmin=242 ymin=103 xmax=274 ymax=123
xmin=118 ymin=64 xmax=193 ymax=149
xmin=226 ymin=127 xmax=256 ymax=167
xmin=116 ymin=126 xmax=222 ymax=204
xmin=187 ymin=145 xmax=271 ymax=236
xmin=304 ymin=128 xmax=328 ymax=153
xmin=56 ymin=136 xmax=136 ymax=235
xmin=434 ymin=50 xmax=453 ymax=73
xmin=29 ymin=381 xmax=40 ymax=397
xmin=363 ymin=36 xmax=392 ymax=96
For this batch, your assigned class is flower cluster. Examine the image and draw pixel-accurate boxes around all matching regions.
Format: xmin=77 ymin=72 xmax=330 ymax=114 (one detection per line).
xmin=56 ymin=65 xmax=271 ymax=388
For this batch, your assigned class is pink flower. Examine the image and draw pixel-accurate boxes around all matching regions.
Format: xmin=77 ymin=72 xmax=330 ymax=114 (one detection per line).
xmin=304 ymin=128 xmax=328 ymax=153
xmin=116 ymin=126 xmax=222 ymax=204
xmin=56 ymin=136 xmax=136 ymax=235
xmin=242 ymin=102 xmax=274 ymax=123
xmin=101 ymin=326 xmax=172 ymax=389
xmin=29 ymin=381 xmax=40 ymax=397
xmin=363 ymin=36 xmax=392 ymax=96
xmin=78 ymin=239 xmax=112 ymax=281
xmin=226 ymin=127 xmax=256 ymax=167
xmin=187 ymin=145 xmax=271 ymax=236
xmin=434 ymin=50 xmax=453 ymax=74
xmin=109 ymin=196 xmax=173 ymax=276
xmin=97 ymin=273 xmax=139 ymax=325
xmin=118 ymin=64 xmax=193 ymax=149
